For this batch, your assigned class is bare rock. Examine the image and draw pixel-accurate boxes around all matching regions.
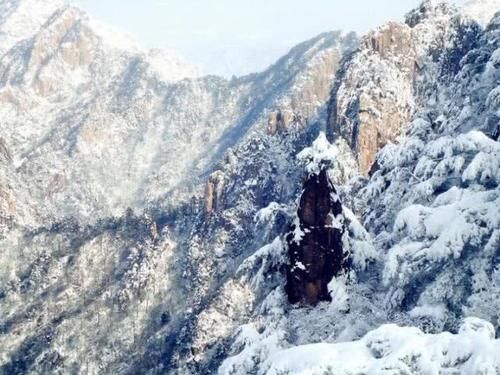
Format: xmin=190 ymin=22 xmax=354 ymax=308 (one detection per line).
xmin=205 ymin=171 xmax=225 ymax=213
xmin=285 ymin=169 xmax=350 ymax=305
xmin=330 ymin=22 xmax=416 ymax=174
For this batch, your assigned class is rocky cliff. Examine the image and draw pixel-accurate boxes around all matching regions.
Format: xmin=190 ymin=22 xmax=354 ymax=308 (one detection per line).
xmin=328 ymin=0 xmax=484 ymax=174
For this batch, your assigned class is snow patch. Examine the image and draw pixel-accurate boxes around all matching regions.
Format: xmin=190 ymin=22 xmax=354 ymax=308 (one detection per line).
xmin=297 ymin=132 xmax=337 ymax=176
xmin=463 ymin=0 xmax=500 ymax=27
xmin=260 ymin=318 xmax=500 ymax=375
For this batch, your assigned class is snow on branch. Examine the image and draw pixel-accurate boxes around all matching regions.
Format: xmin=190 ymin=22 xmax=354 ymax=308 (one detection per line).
xmin=297 ymin=132 xmax=338 ymax=176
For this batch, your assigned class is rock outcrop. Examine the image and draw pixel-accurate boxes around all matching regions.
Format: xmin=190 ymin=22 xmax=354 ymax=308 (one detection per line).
xmin=328 ymin=1 xmax=467 ymax=174
xmin=329 ymin=21 xmax=417 ymax=174
xmin=267 ymin=109 xmax=297 ymax=135
xmin=205 ymin=171 xmax=225 ymax=213
xmin=285 ymin=168 xmax=349 ymax=305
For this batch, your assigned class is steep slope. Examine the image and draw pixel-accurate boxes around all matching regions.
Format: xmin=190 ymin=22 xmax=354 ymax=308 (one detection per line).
xmin=328 ymin=0 xmax=486 ymax=174
xmin=0 ymin=0 xmax=203 ymax=225
xmin=0 ymin=0 xmax=64 ymax=55
xmin=0 ymin=0 xmax=359 ymax=373
xmin=0 ymin=0 xmax=356 ymax=227
xmin=358 ymin=5 xmax=500 ymax=332
xmin=218 ymin=3 xmax=500 ymax=374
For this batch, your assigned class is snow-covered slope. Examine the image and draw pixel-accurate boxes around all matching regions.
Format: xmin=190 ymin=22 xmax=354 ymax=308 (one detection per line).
xmin=0 ymin=0 xmax=64 ymax=55
xmin=0 ymin=0 xmax=498 ymax=374
xmin=464 ymin=0 xmax=500 ymax=26
xmin=0 ymin=0 xmax=354 ymax=228
xmin=0 ymin=0 xmax=359 ymax=372
xmin=214 ymin=3 xmax=500 ymax=374
xmin=262 ymin=318 xmax=500 ymax=375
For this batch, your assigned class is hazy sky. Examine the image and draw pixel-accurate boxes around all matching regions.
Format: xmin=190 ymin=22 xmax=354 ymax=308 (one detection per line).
xmin=68 ymin=0 xmax=468 ymax=76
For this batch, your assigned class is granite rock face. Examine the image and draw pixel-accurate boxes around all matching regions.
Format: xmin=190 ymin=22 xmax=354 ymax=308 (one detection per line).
xmin=285 ymin=169 xmax=349 ymax=305
xmin=328 ymin=0 xmax=472 ymax=174
xmin=329 ymin=21 xmax=417 ymax=174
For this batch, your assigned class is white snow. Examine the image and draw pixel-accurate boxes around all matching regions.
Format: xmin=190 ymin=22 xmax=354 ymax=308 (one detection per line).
xmin=408 ymin=303 xmax=447 ymax=321
xmin=294 ymin=261 xmax=306 ymax=271
xmin=1 ymin=0 xmax=499 ymax=373
xmin=260 ymin=318 xmax=500 ymax=375
xmin=327 ymin=275 xmax=350 ymax=312
xmin=255 ymin=202 xmax=288 ymax=225
xmin=343 ymin=207 xmax=377 ymax=270
xmin=463 ymin=0 xmax=500 ymax=27
xmin=297 ymin=132 xmax=338 ymax=176
xmin=326 ymin=212 xmax=343 ymax=229
xmin=146 ymin=48 xmax=200 ymax=82
xmin=291 ymin=216 xmax=306 ymax=245
xmin=0 ymin=0 xmax=64 ymax=54
xmin=237 ymin=237 xmax=286 ymax=289
xmin=86 ymin=17 xmax=142 ymax=52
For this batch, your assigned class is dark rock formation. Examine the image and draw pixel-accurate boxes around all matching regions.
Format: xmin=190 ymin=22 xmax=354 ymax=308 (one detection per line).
xmin=285 ymin=169 xmax=350 ymax=305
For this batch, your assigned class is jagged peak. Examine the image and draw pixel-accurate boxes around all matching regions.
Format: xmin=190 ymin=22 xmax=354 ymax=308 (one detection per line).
xmin=405 ymin=0 xmax=459 ymax=28
xmin=85 ymin=17 xmax=200 ymax=80
xmin=0 ymin=0 xmax=64 ymax=14
xmin=85 ymin=16 xmax=142 ymax=52
xmin=19 ymin=2 xmax=143 ymax=53
xmin=0 ymin=0 xmax=199 ymax=82
xmin=146 ymin=48 xmax=200 ymax=82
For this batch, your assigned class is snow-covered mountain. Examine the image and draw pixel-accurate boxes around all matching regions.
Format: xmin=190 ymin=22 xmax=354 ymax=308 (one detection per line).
xmin=0 ymin=0 xmax=499 ymax=374
xmin=0 ymin=0 xmax=355 ymax=228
